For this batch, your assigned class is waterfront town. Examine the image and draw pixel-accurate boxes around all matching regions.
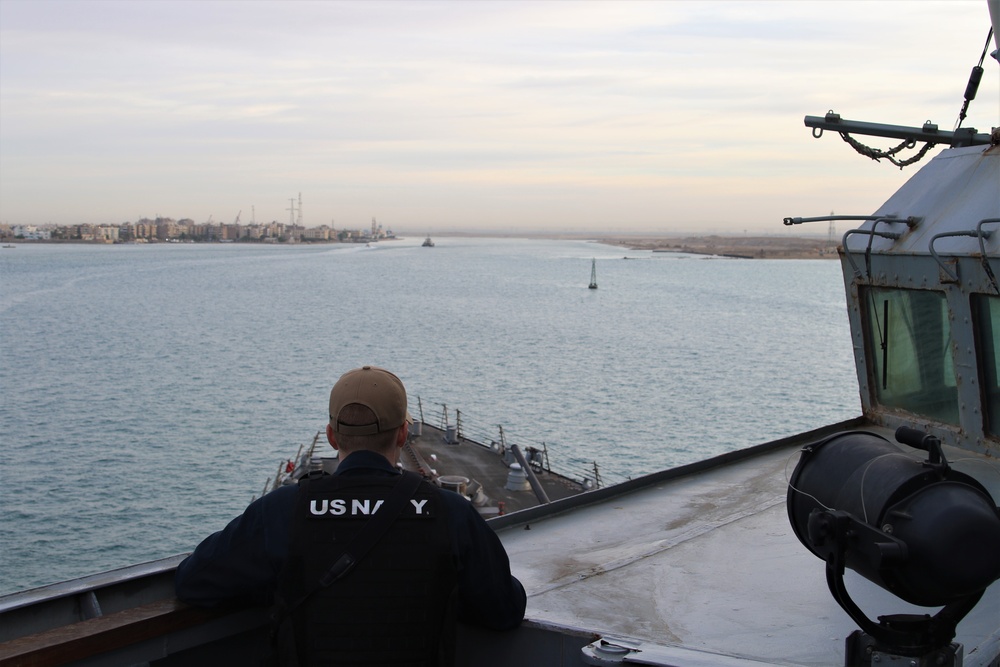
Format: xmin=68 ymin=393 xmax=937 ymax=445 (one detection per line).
xmin=0 ymin=216 xmax=397 ymax=245
xmin=0 ymin=220 xmax=842 ymax=258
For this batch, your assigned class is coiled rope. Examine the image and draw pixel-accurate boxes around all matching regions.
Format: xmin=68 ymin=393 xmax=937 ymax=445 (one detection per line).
xmin=838 ymin=133 xmax=937 ymax=169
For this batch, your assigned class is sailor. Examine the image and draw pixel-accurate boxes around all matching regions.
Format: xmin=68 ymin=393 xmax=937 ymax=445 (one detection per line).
xmin=175 ymin=365 xmax=526 ymax=666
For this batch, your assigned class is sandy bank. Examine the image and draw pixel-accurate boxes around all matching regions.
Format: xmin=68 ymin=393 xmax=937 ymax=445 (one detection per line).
xmin=595 ymin=235 xmax=840 ymax=259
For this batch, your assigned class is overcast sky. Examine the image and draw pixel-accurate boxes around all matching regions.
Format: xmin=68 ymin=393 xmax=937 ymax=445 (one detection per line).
xmin=1 ymin=0 xmax=997 ymax=234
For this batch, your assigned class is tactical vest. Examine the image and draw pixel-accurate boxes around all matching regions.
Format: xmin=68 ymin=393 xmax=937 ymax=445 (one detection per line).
xmin=274 ymin=473 xmax=457 ymax=667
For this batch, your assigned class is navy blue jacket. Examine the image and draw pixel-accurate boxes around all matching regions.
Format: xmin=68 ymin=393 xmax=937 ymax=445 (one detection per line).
xmin=175 ymin=450 xmax=526 ymax=631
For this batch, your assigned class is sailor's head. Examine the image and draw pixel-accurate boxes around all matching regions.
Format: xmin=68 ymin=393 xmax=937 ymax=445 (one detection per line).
xmin=327 ymin=366 xmax=411 ymax=455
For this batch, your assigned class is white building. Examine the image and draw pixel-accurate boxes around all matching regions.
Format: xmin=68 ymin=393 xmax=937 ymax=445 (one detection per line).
xmin=12 ymin=225 xmax=51 ymax=240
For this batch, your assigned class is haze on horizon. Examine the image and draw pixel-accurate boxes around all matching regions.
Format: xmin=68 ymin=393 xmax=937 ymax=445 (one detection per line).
xmin=1 ymin=0 xmax=997 ymax=235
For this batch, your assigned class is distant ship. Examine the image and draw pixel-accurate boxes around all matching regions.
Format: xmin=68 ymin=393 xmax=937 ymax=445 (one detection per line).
xmin=588 ymin=258 xmax=597 ymax=289
xmin=422 ymin=235 xmax=435 ymax=247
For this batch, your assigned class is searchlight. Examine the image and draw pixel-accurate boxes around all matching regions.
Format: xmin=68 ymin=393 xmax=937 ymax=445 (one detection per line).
xmin=787 ymin=427 xmax=1000 ymax=666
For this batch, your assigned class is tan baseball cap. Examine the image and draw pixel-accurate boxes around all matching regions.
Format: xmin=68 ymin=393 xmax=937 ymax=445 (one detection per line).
xmin=329 ymin=365 xmax=411 ymax=435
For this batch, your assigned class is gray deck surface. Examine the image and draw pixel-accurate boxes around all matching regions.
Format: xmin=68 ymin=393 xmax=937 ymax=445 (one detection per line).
xmin=495 ymin=429 xmax=1000 ymax=666
xmin=402 ymin=423 xmax=588 ymax=514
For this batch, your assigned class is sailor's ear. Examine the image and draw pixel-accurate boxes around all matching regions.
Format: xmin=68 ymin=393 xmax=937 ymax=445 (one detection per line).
xmin=396 ymin=422 xmax=408 ymax=448
xmin=326 ymin=423 xmax=340 ymax=450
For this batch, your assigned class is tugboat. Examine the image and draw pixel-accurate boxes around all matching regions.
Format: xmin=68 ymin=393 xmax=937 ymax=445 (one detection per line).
xmin=422 ymin=235 xmax=435 ymax=247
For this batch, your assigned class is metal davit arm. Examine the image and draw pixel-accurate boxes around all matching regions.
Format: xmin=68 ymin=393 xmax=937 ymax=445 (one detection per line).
xmin=804 ymin=113 xmax=992 ymax=148
xmin=783 ymin=216 xmax=914 ymax=281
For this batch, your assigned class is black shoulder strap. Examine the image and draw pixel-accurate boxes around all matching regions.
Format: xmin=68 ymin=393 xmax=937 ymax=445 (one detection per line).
xmin=281 ymin=470 xmax=424 ymax=613
xmin=270 ymin=471 xmax=426 ymax=667
xmin=318 ymin=470 xmax=424 ymax=586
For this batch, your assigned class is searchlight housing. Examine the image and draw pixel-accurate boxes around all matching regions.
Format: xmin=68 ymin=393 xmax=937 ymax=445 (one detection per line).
xmin=787 ymin=427 xmax=1000 ymax=665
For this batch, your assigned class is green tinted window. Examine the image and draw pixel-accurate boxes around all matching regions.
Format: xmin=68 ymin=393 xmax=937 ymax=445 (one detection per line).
xmin=973 ymin=295 xmax=1000 ymax=436
xmin=865 ymin=288 xmax=958 ymax=424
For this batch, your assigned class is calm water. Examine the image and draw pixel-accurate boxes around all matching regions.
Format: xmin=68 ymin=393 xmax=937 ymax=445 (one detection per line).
xmin=0 ymin=237 xmax=859 ymax=594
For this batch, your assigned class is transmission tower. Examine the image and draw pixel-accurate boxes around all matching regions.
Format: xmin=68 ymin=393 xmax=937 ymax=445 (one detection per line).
xmin=828 ymin=211 xmax=836 ymax=244
xmin=297 ymin=192 xmax=303 ymax=227
xmin=287 ymin=198 xmax=296 ymax=226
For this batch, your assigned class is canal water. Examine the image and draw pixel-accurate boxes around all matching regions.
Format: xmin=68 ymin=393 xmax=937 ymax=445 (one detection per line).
xmin=0 ymin=237 xmax=858 ymax=593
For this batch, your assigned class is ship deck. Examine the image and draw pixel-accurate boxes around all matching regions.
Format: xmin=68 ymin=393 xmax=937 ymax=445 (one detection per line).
xmin=299 ymin=422 xmax=590 ymax=515
xmin=403 ymin=422 xmax=588 ymax=513
xmin=2 ymin=421 xmax=997 ymax=666
xmin=491 ymin=421 xmax=1000 ymax=666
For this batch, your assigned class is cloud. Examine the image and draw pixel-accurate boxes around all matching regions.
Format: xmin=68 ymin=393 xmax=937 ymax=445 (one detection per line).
xmin=1 ymin=0 xmax=995 ymax=230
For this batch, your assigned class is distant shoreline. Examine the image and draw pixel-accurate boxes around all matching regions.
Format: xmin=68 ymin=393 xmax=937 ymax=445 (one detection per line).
xmin=414 ymin=231 xmax=839 ymax=259
xmin=3 ymin=232 xmax=840 ymax=259
xmin=592 ymin=235 xmax=840 ymax=259
xmin=426 ymin=231 xmax=840 ymax=260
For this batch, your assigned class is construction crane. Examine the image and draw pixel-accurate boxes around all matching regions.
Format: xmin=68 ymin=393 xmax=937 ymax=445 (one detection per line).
xmin=233 ymin=210 xmax=241 ymax=225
